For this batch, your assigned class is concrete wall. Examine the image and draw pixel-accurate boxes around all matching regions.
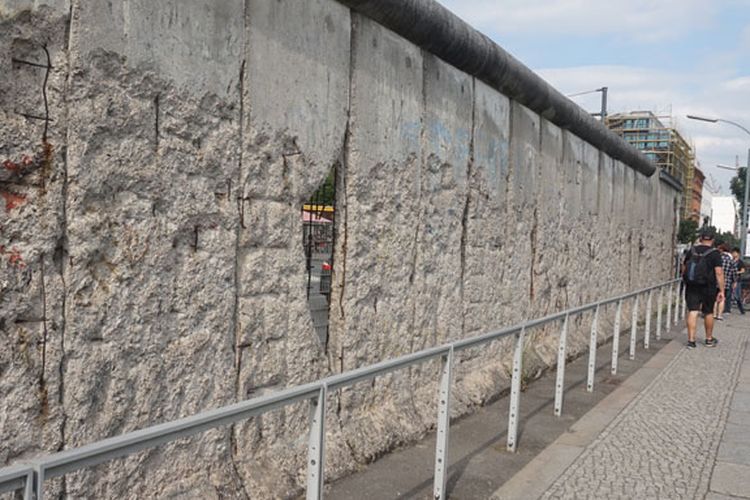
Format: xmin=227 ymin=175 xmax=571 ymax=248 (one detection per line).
xmin=0 ymin=1 xmax=680 ymax=497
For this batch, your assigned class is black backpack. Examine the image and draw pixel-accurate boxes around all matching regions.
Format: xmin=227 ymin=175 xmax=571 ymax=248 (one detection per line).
xmin=684 ymin=247 xmax=717 ymax=285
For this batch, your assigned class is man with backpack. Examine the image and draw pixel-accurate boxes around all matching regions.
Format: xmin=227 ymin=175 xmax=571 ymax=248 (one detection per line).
xmin=682 ymin=229 xmax=725 ymax=348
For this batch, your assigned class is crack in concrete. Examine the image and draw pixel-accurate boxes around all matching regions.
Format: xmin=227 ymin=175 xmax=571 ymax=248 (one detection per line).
xmin=529 ymin=206 xmax=539 ymax=302
xmin=337 ymin=14 xmax=357 ymax=324
xmin=39 ymin=255 xmax=50 ymax=419
xmin=459 ymin=77 xmax=477 ymax=337
xmin=153 ymin=94 xmax=160 ymax=152
xmin=228 ymin=54 xmax=251 ymax=500
xmin=55 ymin=8 xmax=76 ymax=496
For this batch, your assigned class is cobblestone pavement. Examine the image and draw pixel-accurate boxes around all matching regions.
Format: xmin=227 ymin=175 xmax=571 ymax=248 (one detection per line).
xmin=540 ymin=320 xmax=748 ymax=500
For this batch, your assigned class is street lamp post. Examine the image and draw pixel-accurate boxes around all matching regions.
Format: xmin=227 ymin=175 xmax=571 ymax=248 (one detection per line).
xmin=687 ymin=114 xmax=750 ymax=256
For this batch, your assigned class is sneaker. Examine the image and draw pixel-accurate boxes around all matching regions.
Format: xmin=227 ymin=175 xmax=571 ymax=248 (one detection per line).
xmin=716 ymin=316 xmax=724 ymax=321
xmin=687 ymin=341 xmax=697 ymax=349
xmin=704 ymin=338 xmax=718 ymax=347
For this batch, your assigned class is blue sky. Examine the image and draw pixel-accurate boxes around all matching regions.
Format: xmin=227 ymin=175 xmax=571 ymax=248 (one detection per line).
xmin=439 ymin=0 xmax=750 ymax=194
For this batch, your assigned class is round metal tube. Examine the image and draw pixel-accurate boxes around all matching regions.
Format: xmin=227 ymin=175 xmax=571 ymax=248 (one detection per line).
xmin=338 ymin=0 xmax=656 ymax=177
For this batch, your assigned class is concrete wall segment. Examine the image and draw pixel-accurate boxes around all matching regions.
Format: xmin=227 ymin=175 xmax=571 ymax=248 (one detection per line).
xmin=0 ymin=0 xmax=682 ymax=497
xmin=509 ymin=101 xmax=540 ymax=209
xmin=472 ymin=78 xmax=510 ymax=206
xmin=562 ymin=130 xmax=583 ymax=218
xmin=464 ymin=78 xmax=510 ymax=337
xmin=326 ymin=11 xmax=426 ymax=465
xmin=598 ymin=153 xmax=614 ymax=219
xmin=581 ymin=140 xmax=599 ymax=215
xmin=540 ymin=118 xmax=563 ymax=221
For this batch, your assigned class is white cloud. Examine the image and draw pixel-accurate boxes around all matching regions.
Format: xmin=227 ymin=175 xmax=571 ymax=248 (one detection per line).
xmin=438 ymin=0 xmax=723 ymax=42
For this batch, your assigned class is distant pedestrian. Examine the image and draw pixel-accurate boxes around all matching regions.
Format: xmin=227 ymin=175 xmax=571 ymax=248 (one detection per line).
xmin=716 ymin=243 xmax=737 ymax=318
xmin=731 ymin=247 xmax=746 ymax=315
xmin=682 ymin=229 xmax=725 ymax=348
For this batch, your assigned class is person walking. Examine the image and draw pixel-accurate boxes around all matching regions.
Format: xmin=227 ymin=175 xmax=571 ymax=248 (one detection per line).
xmin=683 ymin=229 xmax=725 ymax=348
xmin=731 ymin=247 xmax=746 ymax=314
xmin=717 ymin=243 xmax=737 ymax=318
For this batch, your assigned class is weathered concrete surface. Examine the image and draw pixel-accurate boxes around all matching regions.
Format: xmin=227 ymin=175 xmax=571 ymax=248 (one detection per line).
xmin=59 ymin=0 xmax=245 ymax=495
xmin=232 ymin=0 xmax=351 ymax=496
xmin=1 ymin=5 xmax=69 ymax=498
xmin=328 ymin=12 xmax=427 ymax=466
xmin=1 ymin=0 xmax=681 ymax=498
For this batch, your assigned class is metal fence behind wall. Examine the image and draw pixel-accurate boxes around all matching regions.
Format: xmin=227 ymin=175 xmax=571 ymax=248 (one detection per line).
xmin=0 ymin=279 xmax=684 ymax=500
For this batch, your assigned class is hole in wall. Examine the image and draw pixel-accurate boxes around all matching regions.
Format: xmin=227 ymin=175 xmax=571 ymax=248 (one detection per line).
xmin=303 ymin=167 xmax=336 ymax=348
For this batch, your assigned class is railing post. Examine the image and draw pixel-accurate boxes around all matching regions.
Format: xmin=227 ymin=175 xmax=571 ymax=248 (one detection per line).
xmin=611 ymin=299 xmax=622 ymax=375
xmin=666 ymin=282 xmax=673 ymax=333
xmin=433 ymin=347 xmax=454 ymax=500
xmin=24 ymin=470 xmax=34 ymax=500
xmin=507 ymin=327 xmax=526 ymax=452
xmin=656 ymin=286 xmax=663 ymax=341
xmin=644 ymin=290 xmax=653 ymax=349
xmin=32 ymin=466 xmax=43 ymax=500
xmin=586 ymin=305 xmax=600 ymax=392
xmin=554 ymin=314 xmax=569 ymax=417
xmin=681 ymin=281 xmax=687 ymax=318
xmin=629 ymin=294 xmax=639 ymax=360
xmin=306 ymin=385 xmax=327 ymax=500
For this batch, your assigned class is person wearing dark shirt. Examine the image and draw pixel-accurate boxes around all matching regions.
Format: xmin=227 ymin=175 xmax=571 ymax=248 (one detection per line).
xmin=731 ymin=247 xmax=746 ymax=315
xmin=682 ymin=229 xmax=725 ymax=348
xmin=716 ymin=243 xmax=737 ymax=318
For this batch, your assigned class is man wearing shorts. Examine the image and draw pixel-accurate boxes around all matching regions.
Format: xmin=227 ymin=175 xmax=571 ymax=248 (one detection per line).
xmin=683 ymin=229 xmax=725 ymax=348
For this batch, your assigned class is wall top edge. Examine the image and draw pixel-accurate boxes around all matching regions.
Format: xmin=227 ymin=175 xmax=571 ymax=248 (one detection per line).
xmin=338 ymin=0 xmax=657 ymax=178
xmin=659 ymin=170 xmax=684 ymax=192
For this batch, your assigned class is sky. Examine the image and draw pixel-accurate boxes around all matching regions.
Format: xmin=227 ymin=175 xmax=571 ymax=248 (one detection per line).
xmin=438 ymin=0 xmax=750 ymax=195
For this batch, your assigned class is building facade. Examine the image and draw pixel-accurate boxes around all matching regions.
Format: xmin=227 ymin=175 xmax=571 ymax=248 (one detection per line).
xmin=608 ymin=111 xmax=696 ymax=220
xmin=689 ymin=166 xmax=705 ymax=223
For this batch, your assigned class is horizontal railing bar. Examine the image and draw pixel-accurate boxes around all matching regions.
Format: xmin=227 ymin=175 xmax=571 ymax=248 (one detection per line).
xmin=38 ymin=382 xmax=322 ymax=479
xmin=452 ymin=324 xmax=522 ymax=351
xmin=0 ymin=464 xmax=33 ymax=494
xmin=451 ymin=278 xmax=680 ymax=352
xmin=0 ymin=277 xmax=682 ymax=487
xmin=324 ymin=345 xmax=450 ymax=391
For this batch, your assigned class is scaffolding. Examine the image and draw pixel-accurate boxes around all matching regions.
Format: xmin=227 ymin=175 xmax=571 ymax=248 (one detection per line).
xmin=607 ymin=111 xmax=697 ymax=221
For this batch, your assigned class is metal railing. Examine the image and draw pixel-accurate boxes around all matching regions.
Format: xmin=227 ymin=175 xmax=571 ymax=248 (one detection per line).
xmin=0 ymin=278 xmax=684 ymax=500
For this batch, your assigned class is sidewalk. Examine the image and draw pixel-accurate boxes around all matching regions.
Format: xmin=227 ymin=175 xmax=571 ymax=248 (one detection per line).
xmin=326 ymin=318 xmax=681 ymax=499
xmin=494 ymin=314 xmax=750 ymax=499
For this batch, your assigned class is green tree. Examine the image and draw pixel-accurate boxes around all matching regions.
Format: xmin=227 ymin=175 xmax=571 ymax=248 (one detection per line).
xmin=678 ymin=219 xmax=699 ymax=244
xmin=730 ymin=167 xmax=747 ymax=219
xmin=717 ymin=230 xmax=740 ymax=249
xmin=310 ymin=168 xmax=336 ymax=206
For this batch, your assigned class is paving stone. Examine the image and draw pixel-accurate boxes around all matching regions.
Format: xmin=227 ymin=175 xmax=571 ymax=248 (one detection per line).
xmin=705 ymin=492 xmax=748 ymax=500
xmin=727 ymin=409 xmax=750 ymax=426
xmin=540 ymin=321 xmax=748 ymax=499
xmin=711 ymin=462 xmax=750 ymax=498
xmin=717 ymin=440 xmax=750 ymax=467
xmin=731 ymin=391 xmax=750 ymax=413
